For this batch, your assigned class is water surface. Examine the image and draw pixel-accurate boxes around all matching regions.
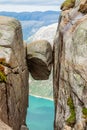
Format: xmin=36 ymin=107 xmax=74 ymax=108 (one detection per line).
xmin=26 ymin=95 xmax=54 ymax=130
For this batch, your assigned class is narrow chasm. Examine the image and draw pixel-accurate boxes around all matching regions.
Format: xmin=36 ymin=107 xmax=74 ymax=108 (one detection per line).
xmin=26 ymin=72 xmax=54 ymax=130
xmin=26 ymin=39 xmax=54 ymax=130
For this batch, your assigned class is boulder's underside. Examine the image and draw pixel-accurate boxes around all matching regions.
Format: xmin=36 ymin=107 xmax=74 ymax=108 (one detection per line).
xmin=27 ymin=40 xmax=52 ymax=80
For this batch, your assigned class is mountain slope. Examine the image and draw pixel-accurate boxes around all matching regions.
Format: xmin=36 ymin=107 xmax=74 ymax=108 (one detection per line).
xmin=28 ymin=23 xmax=58 ymax=47
xmin=0 ymin=11 xmax=60 ymax=21
xmin=0 ymin=11 xmax=60 ymax=40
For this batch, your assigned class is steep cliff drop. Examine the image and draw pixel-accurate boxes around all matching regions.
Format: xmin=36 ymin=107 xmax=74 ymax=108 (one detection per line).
xmin=53 ymin=0 xmax=87 ymax=130
xmin=0 ymin=16 xmax=29 ymax=130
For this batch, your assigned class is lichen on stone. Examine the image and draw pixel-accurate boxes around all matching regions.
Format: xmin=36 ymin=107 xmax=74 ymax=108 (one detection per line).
xmin=78 ymin=3 xmax=87 ymax=14
xmin=82 ymin=108 xmax=87 ymax=119
xmin=61 ymin=0 xmax=75 ymax=11
xmin=8 ymin=20 xmax=20 ymax=30
xmin=0 ymin=71 xmax=7 ymax=83
xmin=0 ymin=65 xmax=7 ymax=83
xmin=0 ymin=58 xmax=7 ymax=83
xmin=0 ymin=58 xmax=10 ymax=68
xmin=66 ymin=97 xmax=76 ymax=127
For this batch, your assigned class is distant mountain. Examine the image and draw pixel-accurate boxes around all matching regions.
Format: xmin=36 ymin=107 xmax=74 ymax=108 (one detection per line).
xmin=27 ymin=23 xmax=58 ymax=47
xmin=0 ymin=11 xmax=60 ymax=40
xmin=29 ymin=73 xmax=53 ymax=99
xmin=0 ymin=11 xmax=59 ymax=99
xmin=0 ymin=11 xmax=60 ymax=21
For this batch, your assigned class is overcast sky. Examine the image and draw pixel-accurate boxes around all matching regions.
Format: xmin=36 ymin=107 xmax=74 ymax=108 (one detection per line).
xmin=0 ymin=0 xmax=64 ymax=12
xmin=0 ymin=0 xmax=64 ymax=5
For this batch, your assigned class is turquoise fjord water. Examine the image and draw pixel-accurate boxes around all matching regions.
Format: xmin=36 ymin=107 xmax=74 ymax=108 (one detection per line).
xmin=26 ymin=95 xmax=54 ymax=130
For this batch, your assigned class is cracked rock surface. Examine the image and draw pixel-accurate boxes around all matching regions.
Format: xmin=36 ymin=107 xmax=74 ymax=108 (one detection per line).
xmin=0 ymin=16 xmax=29 ymax=130
xmin=53 ymin=0 xmax=87 ymax=130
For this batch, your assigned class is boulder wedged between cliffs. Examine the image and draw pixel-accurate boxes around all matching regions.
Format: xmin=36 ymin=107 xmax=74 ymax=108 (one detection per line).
xmin=27 ymin=40 xmax=52 ymax=80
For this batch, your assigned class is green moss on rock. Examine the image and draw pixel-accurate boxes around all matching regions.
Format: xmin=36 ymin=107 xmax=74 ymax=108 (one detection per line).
xmin=82 ymin=108 xmax=87 ymax=119
xmin=66 ymin=97 xmax=76 ymax=127
xmin=0 ymin=71 xmax=7 ymax=83
xmin=61 ymin=0 xmax=75 ymax=11
xmin=0 ymin=58 xmax=7 ymax=83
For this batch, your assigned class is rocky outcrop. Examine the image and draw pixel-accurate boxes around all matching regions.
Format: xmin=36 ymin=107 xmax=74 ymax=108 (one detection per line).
xmin=21 ymin=125 xmax=28 ymax=130
xmin=0 ymin=120 xmax=12 ymax=130
xmin=27 ymin=40 xmax=52 ymax=80
xmin=79 ymin=0 xmax=87 ymax=14
xmin=53 ymin=0 xmax=87 ymax=130
xmin=61 ymin=0 xmax=75 ymax=11
xmin=0 ymin=16 xmax=29 ymax=130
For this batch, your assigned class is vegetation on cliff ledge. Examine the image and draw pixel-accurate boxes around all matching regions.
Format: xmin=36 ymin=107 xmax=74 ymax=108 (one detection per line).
xmin=79 ymin=2 xmax=87 ymax=14
xmin=0 ymin=58 xmax=7 ymax=83
xmin=61 ymin=0 xmax=75 ymax=11
xmin=66 ymin=97 xmax=76 ymax=126
xmin=0 ymin=71 xmax=7 ymax=83
xmin=82 ymin=107 xmax=87 ymax=120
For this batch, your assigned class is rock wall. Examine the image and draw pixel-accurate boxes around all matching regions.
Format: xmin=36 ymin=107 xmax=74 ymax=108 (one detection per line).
xmin=0 ymin=120 xmax=12 ymax=130
xmin=53 ymin=0 xmax=87 ymax=130
xmin=1 ymin=1 xmax=87 ymax=129
xmin=0 ymin=16 xmax=29 ymax=130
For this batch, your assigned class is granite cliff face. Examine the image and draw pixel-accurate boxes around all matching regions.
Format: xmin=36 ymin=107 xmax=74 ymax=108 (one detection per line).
xmin=0 ymin=16 xmax=53 ymax=130
xmin=0 ymin=16 xmax=29 ymax=130
xmin=53 ymin=0 xmax=87 ymax=129
xmin=1 ymin=1 xmax=87 ymax=129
